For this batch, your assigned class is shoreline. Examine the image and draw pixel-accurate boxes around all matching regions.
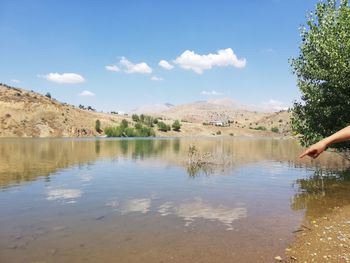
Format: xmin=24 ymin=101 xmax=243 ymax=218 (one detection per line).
xmin=0 ymin=133 xmax=291 ymax=140
xmin=284 ymin=205 xmax=350 ymax=262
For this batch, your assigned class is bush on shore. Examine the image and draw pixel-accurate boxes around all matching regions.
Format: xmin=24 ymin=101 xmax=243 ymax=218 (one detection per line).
xmin=105 ymin=119 xmax=155 ymax=137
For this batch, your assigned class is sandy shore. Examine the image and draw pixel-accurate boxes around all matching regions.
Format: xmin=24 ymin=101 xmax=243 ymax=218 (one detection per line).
xmin=283 ymin=205 xmax=350 ymax=262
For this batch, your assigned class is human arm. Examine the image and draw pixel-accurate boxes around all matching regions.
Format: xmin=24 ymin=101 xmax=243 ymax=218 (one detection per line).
xmin=299 ymin=125 xmax=350 ymax=158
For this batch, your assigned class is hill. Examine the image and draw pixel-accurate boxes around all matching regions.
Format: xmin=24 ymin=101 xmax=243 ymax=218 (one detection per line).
xmin=156 ymin=98 xmax=292 ymax=134
xmin=0 ymin=84 xmax=292 ymax=137
xmin=0 ymin=84 xmax=125 ymax=137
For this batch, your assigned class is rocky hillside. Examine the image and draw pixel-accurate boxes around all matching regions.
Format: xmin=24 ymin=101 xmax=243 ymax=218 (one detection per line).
xmin=0 ymin=84 xmax=124 ymax=137
xmin=157 ymin=99 xmax=292 ymax=134
xmin=0 ymin=84 xmax=292 ymax=138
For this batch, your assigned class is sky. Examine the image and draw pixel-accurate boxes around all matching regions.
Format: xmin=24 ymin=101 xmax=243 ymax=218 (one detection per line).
xmin=0 ymin=0 xmax=318 ymax=112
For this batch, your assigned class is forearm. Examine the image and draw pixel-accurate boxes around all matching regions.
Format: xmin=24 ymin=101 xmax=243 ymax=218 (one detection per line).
xmin=321 ymin=125 xmax=350 ymax=147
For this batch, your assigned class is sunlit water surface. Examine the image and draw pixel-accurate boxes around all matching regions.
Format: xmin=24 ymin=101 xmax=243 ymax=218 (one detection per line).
xmin=1 ymin=137 xmax=350 ymax=263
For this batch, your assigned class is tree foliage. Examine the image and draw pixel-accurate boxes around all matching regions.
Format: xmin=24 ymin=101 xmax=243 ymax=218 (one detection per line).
xmin=271 ymin=127 xmax=279 ymax=133
xmin=132 ymin=114 xmax=140 ymax=122
xmin=95 ymin=119 xmax=102 ymax=133
xmin=290 ymin=0 xmax=350 ymax=148
xmin=172 ymin=120 xmax=181 ymax=131
xmin=104 ymin=119 xmax=155 ymax=137
xmin=157 ymin=121 xmax=171 ymax=132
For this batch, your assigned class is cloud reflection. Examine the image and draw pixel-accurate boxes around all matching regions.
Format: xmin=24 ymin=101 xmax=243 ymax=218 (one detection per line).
xmin=159 ymin=198 xmax=247 ymax=230
xmin=120 ymin=198 xmax=152 ymax=214
xmin=47 ymin=188 xmax=82 ymax=203
xmin=106 ymin=196 xmax=247 ymax=230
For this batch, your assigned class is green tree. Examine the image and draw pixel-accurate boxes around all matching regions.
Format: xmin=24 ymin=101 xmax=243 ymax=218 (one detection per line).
xmin=143 ymin=115 xmax=154 ymax=127
xmin=140 ymin=114 xmax=145 ymax=123
xmin=104 ymin=122 xmax=155 ymax=138
xmin=172 ymin=120 xmax=181 ymax=131
xmin=290 ymin=0 xmax=350 ymax=148
xmin=120 ymin=119 xmax=128 ymax=130
xmin=45 ymin=92 xmax=51 ymax=99
xmin=157 ymin=121 xmax=168 ymax=132
xmin=104 ymin=126 xmax=122 ymax=137
xmin=132 ymin=114 xmax=140 ymax=122
xmin=95 ymin=119 xmax=102 ymax=133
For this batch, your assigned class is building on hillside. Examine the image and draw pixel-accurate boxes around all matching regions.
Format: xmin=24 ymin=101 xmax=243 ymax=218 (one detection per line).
xmin=210 ymin=120 xmax=230 ymax=127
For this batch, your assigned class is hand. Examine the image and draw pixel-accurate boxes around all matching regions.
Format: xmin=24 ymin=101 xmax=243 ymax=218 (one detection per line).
xmin=299 ymin=141 xmax=327 ymax=159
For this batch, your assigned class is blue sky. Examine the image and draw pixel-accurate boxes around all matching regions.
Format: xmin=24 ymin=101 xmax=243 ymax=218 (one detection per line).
xmin=0 ymin=0 xmax=317 ymax=112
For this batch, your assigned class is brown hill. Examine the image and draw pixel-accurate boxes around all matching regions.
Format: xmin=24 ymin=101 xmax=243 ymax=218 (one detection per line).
xmin=0 ymin=84 xmax=292 ymax=137
xmin=0 ymin=84 xmax=125 ymax=137
xmin=156 ymin=98 xmax=292 ymax=134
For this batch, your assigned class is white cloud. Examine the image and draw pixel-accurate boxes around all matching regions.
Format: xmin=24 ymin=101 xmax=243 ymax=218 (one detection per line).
xmin=151 ymin=76 xmax=163 ymax=81
xmin=39 ymin=73 xmax=85 ymax=84
xmin=261 ymin=99 xmax=289 ymax=112
xmin=174 ymin=48 xmax=246 ymax=74
xmin=261 ymin=48 xmax=275 ymax=54
xmin=79 ymin=90 xmax=95 ymax=97
xmin=158 ymin=60 xmax=174 ymax=70
xmin=105 ymin=65 xmax=120 ymax=72
xmin=201 ymin=90 xmax=223 ymax=96
xmin=11 ymin=79 xmax=20 ymax=83
xmin=119 ymin=57 xmax=152 ymax=74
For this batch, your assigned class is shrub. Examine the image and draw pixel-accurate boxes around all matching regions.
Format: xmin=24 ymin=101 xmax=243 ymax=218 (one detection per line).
xmin=157 ymin=121 xmax=168 ymax=132
xmin=124 ymin=127 xmax=136 ymax=137
xmin=132 ymin=114 xmax=140 ymax=122
xmin=120 ymin=119 xmax=128 ymax=130
xmin=105 ymin=121 xmax=155 ymax=138
xmin=143 ymin=115 xmax=154 ymax=127
xmin=135 ymin=125 xmax=155 ymax=137
xmin=95 ymin=119 xmax=102 ymax=133
xmin=271 ymin=127 xmax=279 ymax=133
xmin=45 ymin=92 xmax=51 ymax=99
xmin=140 ymin=114 xmax=145 ymax=123
xmin=105 ymin=126 xmax=122 ymax=137
xmin=134 ymin=122 xmax=142 ymax=130
xmin=254 ymin=126 xmax=267 ymax=131
xmin=172 ymin=120 xmax=181 ymax=131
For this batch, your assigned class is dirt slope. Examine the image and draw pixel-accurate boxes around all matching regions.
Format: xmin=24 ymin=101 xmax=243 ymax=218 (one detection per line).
xmin=0 ymin=84 xmax=292 ymax=138
xmin=0 ymin=84 xmax=125 ymax=137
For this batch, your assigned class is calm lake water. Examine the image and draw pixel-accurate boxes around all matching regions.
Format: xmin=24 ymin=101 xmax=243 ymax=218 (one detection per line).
xmin=1 ymin=137 xmax=350 ymax=263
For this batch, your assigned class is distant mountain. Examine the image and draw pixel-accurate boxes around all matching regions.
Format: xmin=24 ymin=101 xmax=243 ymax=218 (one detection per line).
xmin=156 ymin=98 xmax=252 ymax=123
xmin=130 ymin=103 xmax=174 ymax=115
xmin=130 ymin=98 xmax=290 ymax=128
xmin=156 ymin=98 xmax=290 ymax=127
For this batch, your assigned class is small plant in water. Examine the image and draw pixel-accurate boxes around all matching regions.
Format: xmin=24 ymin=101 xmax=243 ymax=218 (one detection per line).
xmin=187 ymin=145 xmax=235 ymax=176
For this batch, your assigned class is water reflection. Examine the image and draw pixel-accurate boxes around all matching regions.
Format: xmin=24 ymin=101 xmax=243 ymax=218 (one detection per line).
xmin=1 ymin=137 xmax=350 ymax=262
xmin=120 ymin=198 xmax=152 ymax=214
xmin=292 ymin=168 xmax=350 ymax=217
xmin=46 ymin=188 xmax=82 ymax=203
xmin=158 ymin=198 xmax=247 ymax=230
xmin=1 ymin=137 xmax=348 ymax=188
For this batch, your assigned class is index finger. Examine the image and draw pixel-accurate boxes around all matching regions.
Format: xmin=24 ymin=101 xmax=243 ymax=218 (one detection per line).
xmin=299 ymin=149 xmax=311 ymax=158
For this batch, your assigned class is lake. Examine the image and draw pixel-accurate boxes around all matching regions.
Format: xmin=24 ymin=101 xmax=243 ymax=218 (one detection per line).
xmin=1 ymin=137 xmax=350 ymax=262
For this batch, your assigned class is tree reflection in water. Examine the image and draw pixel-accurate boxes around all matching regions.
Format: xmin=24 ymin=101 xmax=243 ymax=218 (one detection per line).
xmin=291 ymin=168 xmax=350 ymax=218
